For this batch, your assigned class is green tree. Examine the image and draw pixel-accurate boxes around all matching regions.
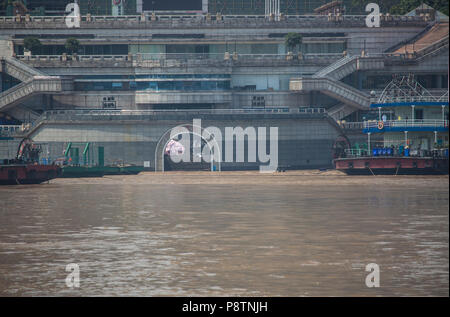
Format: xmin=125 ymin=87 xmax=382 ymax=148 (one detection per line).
xmin=23 ymin=36 xmax=42 ymax=54
xmin=65 ymin=38 xmax=80 ymax=55
xmin=285 ymin=33 xmax=303 ymax=53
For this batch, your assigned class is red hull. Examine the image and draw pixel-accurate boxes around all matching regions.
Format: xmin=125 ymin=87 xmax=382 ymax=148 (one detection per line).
xmin=334 ymin=157 xmax=449 ymax=175
xmin=0 ymin=164 xmax=61 ymax=185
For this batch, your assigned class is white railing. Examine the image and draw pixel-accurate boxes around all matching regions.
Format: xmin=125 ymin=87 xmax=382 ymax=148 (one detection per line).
xmin=364 ymin=119 xmax=449 ymax=129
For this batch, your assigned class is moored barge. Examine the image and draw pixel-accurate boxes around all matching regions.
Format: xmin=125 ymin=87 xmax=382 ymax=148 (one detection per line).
xmin=334 ymin=76 xmax=448 ymax=175
xmin=0 ymin=138 xmax=61 ymax=185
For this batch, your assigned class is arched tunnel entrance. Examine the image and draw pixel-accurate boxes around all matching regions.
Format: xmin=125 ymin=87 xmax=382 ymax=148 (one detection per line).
xmin=154 ymin=123 xmax=221 ymax=172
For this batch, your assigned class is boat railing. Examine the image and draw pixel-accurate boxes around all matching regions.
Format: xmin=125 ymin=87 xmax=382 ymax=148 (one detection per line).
xmin=344 ymin=148 xmax=369 ymax=157
xmin=364 ymin=119 xmax=449 ymax=129
xmin=343 ymin=147 xmax=449 ymax=158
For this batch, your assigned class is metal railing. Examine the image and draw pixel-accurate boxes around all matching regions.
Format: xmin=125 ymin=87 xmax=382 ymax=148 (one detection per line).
xmin=0 ymin=14 xmax=428 ymax=25
xmin=37 ymin=107 xmax=326 ymax=117
xmin=364 ymin=119 xmax=449 ymax=129
xmin=377 ymin=95 xmax=449 ymax=103
xmin=15 ymin=53 xmax=344 ymax=62
xmin=343 ymin=147 xmax=449 ymax=158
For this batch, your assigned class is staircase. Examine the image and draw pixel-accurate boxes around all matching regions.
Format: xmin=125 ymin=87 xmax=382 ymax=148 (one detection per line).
xmin=312 ymin=55 xmax=358 ymax=80
xmin=290 ymin=77 xmax=370 ymax=109
xmin=312 ymin=55 xmax=384 ymax=81
xmin=0 ymin=76 xmax=74 ymax=110
xmin=0 ymin=57 xmax=46 ymax=82
xmin=291 ymin=55 xmax=385 ymax=120
xmin=0 ymin=57 xmax=74 ymax=111
xmin=327 ymin=103 xmax=358 ymax=121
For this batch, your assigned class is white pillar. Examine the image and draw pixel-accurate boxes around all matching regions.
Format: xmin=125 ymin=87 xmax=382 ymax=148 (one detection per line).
xmin=442 ymin=105 xmax=446 ymax=121
xmin=411 ymin=105 xmax=415 ymax=122
xmin=434 ymin=131 xmax=438 ymax=144
xmin=368 ymin=132 xmax=371 ymax=154
xmin=404 ymin=131 xmax=408 ymax=146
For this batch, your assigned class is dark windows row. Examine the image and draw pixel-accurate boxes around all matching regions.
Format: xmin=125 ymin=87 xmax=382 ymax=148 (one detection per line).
xmin=75 ymin=74 xmax=230 ymax=80
xmin=74 ymin=81 xmax=231 ymax=91
xmin=14 ymin=44 xmax=129 ymax=56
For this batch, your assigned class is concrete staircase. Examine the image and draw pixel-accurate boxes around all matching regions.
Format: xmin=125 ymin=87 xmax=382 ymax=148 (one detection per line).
xmin=290 ymin=77 xmax=370 ymax=109
xmin=291 ymin=55 xmax=385 ymax=119
xmin=312 ymin=55 xmax=358 ymax=80
xmin=0 ymin=57 xmax=45 ymax=81
xmin=0 ymin=57 xmax=74 ymax=111
xmin=312 ymin=55 xmax=384 ymax=81
xmin=327 ymin=103 xmax=358 ymax=121
xmin=0 ymin=76 xmax=73 ymax=110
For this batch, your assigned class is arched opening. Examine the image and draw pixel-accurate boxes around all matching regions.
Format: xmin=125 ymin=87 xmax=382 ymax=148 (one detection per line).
xmin=154 ymin=123 xmax=222 ymax=172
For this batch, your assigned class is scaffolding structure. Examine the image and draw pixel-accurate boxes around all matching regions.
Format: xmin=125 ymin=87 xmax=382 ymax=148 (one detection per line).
xmin=378 ymin=74 xmax=448 ymax=104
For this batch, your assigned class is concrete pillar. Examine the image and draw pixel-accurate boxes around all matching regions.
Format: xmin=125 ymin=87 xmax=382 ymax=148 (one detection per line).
xmin=434 ymin=131 xmax=438 ymax=144
xmin=442 ymin=105 xmax=446 ymax=121
xmin=404 ymin=131 xmax=408 ymax=146
xmin=411 ymin=105 xmax=415 ymax=121
xmin=367 ymin=132 xmax=371 ymax=154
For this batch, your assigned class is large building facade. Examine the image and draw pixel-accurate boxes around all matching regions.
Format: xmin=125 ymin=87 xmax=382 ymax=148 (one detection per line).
xmin=2 ymin=0 xmax=361 ymax=16
xmin=0 ymin=5 xmax=448 ymax=169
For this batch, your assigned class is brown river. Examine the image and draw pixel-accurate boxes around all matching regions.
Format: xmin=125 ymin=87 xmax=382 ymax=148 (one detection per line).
xmin=0 ymin=171 xmax=448 ymax=296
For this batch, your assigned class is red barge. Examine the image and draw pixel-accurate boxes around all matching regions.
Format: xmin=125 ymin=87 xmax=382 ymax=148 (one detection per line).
xmin=0 ymin=138 xmax=60 ymax=185
xmin=335 ymin=156 xmax=448 ymax=175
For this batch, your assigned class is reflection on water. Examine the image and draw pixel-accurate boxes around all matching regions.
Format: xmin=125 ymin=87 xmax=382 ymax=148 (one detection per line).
xmin=0 ymin=171 xmax=448 ymax=296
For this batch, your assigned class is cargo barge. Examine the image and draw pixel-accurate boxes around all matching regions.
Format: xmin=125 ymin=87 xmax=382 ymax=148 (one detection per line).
xmin=334 ymin=76 xmax=448 ymax=175
xmin=335 ymin=156 xmax=448 ymax=175
xmin=0 ymin=138 xmax=60 ymax=185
